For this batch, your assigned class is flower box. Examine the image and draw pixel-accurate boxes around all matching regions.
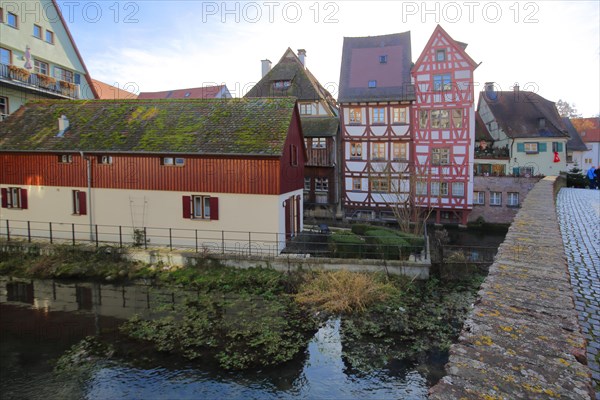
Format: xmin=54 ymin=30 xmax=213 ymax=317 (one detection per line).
xmin=8 ymin=65 xmax=30 ymax=82
xmin=36 ymin=73 xmax=56 ymax=88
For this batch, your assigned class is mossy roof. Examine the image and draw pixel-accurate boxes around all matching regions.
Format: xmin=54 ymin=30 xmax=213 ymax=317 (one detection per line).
xmin=301 ymin=116 xmax=339 ymax=137
xmin=0 ymin=98 xmax=297 ymax=156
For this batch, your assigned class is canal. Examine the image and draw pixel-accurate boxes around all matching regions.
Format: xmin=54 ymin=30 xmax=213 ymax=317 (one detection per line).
xmin=0 ymin=277 xmax=441 ymax=399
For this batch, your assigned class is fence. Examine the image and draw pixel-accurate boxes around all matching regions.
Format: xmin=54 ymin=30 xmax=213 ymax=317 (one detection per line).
xmin=0 ymin=219 xmax=429 ymax=262
xmin=0 ymin=219 xmax=286 ymax=258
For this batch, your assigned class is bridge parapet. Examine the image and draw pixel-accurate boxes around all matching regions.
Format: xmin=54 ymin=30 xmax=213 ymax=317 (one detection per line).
xmin=429 ymin=176 xmax=593 ymax=399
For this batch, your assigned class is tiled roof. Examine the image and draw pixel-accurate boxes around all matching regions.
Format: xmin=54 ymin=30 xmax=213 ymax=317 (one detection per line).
xmin=0 ymin=98 xmax=296 ymax=156
xmin=338 ymin=32 xmax=415 ymax=103
xmin=301 ymin=116 xmax=338 ymax=137
xmin=479 ymin=90 xmax=569 ymax=139
xmin=475 ymin=111 xmax=494 ymax=142
xmin=571 ymin=117 xmax=600 ymax=143
xmin=245 ymin=48 xmax=336 ymax=110
xmin=92 ymin=79 xmax=138 ymax=100
xmin=562 ymin=118 xmax=589 ymax=152
xmin=138 ymin=85 xmax=227 ymax=99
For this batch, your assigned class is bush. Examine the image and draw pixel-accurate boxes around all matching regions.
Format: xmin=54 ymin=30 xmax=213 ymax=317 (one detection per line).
xmin=364 ymin=229 xmax=410 ymax=259
xmin=295 ymin=270 xmax=398 ymax=314
xmin=328 ymin=231 xmax=364 ymax=258
xmin=350 ymin=223 xmax=373 ymax=236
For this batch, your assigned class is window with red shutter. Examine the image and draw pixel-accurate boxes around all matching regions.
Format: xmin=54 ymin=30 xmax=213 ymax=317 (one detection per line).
xmin=19 ymin=189 xmax=27 ymax=209
xmin=209 ymin=197 xmax=219 ymax=220
xmin=1 ymin=188 xmax=7 ymax=208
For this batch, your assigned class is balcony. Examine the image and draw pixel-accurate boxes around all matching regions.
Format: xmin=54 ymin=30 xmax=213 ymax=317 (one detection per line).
xmin=0 ymin=64 xmax=80 ymax=99
xmin=474 ymin=144 xmax=510 ymax=159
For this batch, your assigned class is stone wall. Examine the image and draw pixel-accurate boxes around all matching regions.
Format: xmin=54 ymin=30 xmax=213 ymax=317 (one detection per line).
xmin=469 ymin=176 xmax=541 ymax=224
xmin=429 ymin=177 xmax=594 ymax=399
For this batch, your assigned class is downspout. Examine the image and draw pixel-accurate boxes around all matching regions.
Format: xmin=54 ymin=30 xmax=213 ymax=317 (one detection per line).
xmin=80 ymin=151 xmax=93 ymax=241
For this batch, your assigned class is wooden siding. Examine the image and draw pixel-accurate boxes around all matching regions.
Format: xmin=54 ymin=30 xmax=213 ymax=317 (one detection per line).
xmin=280 ymin=107 xmax=306 ymax=194
xmin=0 ymin=153 xmax=283 ymax=195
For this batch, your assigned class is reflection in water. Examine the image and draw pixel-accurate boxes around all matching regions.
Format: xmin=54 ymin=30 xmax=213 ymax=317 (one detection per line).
xmin=0 ymin=277 xmax=435 ymax=399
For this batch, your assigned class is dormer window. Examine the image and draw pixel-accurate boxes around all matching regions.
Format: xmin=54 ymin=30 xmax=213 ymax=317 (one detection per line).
xmin=538 ymin=118 xmax=546 ymax=129
xmin=379 ymin=55 xmax=387 ymax=64
xmin=273 ymin=80 xmax=291 ymax=89
xmin=436 ymin=49 xmax=446 ymax=61
xmin=368 ymin=80 xmax=377 ymax=88
xmin=299 ymin=103 xmax=312 ymax=115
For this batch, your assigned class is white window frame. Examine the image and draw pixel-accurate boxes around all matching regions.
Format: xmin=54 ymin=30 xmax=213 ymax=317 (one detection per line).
xmin=34 ymin=59 xmax=49 ymax=75
xmin=392 ymin=107 xmax=408 ymax=124
xmin=99 ymin=155 xmax=113 ymax=165
xmin=315 ymin=178 xmax=329 ymax=192
xmin=524 ymin=142 xmax=538 ymax=154
xmin=490 ymin=191 xmax=502 ymax=206
xmin=350 ymin=142 xmax=362 ymax=159
xmin=59 ymin=154 xmax=73 ymax=163
xmin=473 ymin=191 xmax=485 ymax=205
xmin=6 ymin=187 xmax=22 ymax=208
xmin=304 ymin=177 xmax=311 ymax=191
xmin=431 ymin=148 xmax=450 ymax=165
xmin=452 ymin=182 xmax=464 ymax=197
xmin=507 ymin=192 xmax=519 ymax=207
xmin=312 ymin=138 xmax=326 ymax=149
xmin=299 ymin=103 xmax=313 ymax=115
xmin=416 ymin=180 xmax=427 ymax=196
xmin=192 ymin=195 xmax=211 ymax=219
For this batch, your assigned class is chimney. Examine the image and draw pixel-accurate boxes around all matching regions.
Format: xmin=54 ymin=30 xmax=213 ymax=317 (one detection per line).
xmin=57 ymin=115 xmax=69 ymax=137
xmin=297 ymin=49 xmax=306 ymax=67
xmin=513 ymin=82 xmax=519 ymax=93
xmin=484 ymin=82 xmax=497 ymax=101
xmin=261 ymin=59 xmax=272 ymax=78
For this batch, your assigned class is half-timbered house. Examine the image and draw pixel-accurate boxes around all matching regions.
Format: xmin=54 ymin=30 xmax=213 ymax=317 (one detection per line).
xmin=411 ymin=25 xmax=478 ymax=225
xmin=0 ymin=98 xmax=305 ymax=253
xmin=338 ymin=32 xmax=415 ymax=221
xmin=245 ymin=48 xmax=339 ymax=219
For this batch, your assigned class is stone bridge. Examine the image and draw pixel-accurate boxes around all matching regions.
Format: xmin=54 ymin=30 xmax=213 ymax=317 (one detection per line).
xmin=430 ymin=177 xmax=599 ymax=399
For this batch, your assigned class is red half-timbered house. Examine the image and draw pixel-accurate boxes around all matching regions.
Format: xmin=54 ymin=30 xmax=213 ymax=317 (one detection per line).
xmin=0 ymin=98 xmax=305 ymax=252
xmin=411 ymin=25 xmax=478 ymax=225
xmin=338 ymin=32 xmax=416 ymax=221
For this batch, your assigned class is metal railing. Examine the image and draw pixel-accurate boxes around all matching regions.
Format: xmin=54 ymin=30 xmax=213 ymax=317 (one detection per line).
xmin=0 ymin=219 xmax=286 ymax=258
xmin=0 ymin=64 xmax=80 ymax=99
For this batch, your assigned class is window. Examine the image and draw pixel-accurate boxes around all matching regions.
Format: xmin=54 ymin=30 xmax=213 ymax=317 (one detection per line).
xmin=349 ymin=108 xmax=362 ymax=124
xmin=371 ymin=107 xmax=385 ymax=124
xmin=507 ymin=192 xmax=519 ymax=207
xmin=34 ymin=60 xmax=49 ymax=75
xmin=552 ymin=142 xmax=563 ymax=152
xmin=350 ymin=142 xmax=362 ymax=158
xmin=392 ymin=142 xmax=407 ymax=160
xmin=162 ymin=157 xmax=185 ymax=166
xmin=1 ymin=187 xmax=27 ymax=209
xmin=304 ymin=178 xmax=311 ymax=191
xmin=371 ymin=178 xmax=389 ymax=192
xmin=371 ymin=142 xmax=386 ymax=160
xmin=514 ymin=166 xmax=534 ymax=177
xmin=431 ymin=110 xmax=449 ymax=128
xmin=490 ymin=192 xmax=502 ymax=206
xmin=452 ymin=182 xmax=464 ymax=197
xmin=419 ymin=110 xmax=428 ymax=129
xmin=312 ymin=138 xmax=326 ymax=149
xmin=368 ymin=80 xmax=377 ymax=88
xmin=54 ymin=67 xmax=74 ymax=83
xmin=431 ymin=182 xmax=440 ymax=196
xmin=299 ymin=103 xmax=312 ymax=115
xmin=273 ymin=80 xmax=291 ymax=89
xmin=98 ymin=155 xmax=112 ymax=165
xmin=431 ymin=148 xmax=450 ymax=165
xmin=524 ymin=142 xmax=538 ymax=154
xmin=416 ymin=180 xmax=427 ymax=196
xmin=452 ymin=109 xmax=462 ymax=128
xmin=7 ymin=12 xmax=17 ymax=28
xmin=0 ymin=47 xmax=11 ymax=65
xmin=58 ymin=154 xmax=73 ymax=163
xmin=315 ymin=178 xmax=328 ymax=191
xmin=473 ymin=191 xmax=485 ymax=205
xmin=433 ymin=73 xmax=452 ymax=91
xmin=436 ymin=49 xmax=446 ymax=61
xmin=0 ymin=97 xmax=8 ymax=117
xmin=352 ymin=178 xmax=361 ymax=190
xmin=183 ymin=195 xmax=218 ymax=220
xmin=45 ymin=30 xmax=54 ymax=44
xmin=33 ymin=24 xmax=42 ymax=39
xmin=72 ymin=190 xmax=87 ymax=215
xmin=290 ymin=144 xmax=298 ymax=166
xmin=392 ymin=107 xmax=408 ymax=124
xmin=379 ymin=55 xmax=387 ymax=63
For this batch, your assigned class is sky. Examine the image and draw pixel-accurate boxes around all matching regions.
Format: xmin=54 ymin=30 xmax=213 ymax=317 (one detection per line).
xmin=56 ymin=0 xmax=599 ymax=117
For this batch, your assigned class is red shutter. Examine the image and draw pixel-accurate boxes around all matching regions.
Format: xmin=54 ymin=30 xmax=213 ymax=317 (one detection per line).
xmin=20 ymin=189 xmax=28 ymax=210
xmin=182 ymin=196 xmax=191 ymax=219
xmin=209 ymin=197 xmax=219 ymax=220
xmin=1 ymin=188 xmax=7 ymax=208
xmin=78 ymin=191 xmax=87 ymax=215
xmin=284 ymin=198 xmax=291 ymax=240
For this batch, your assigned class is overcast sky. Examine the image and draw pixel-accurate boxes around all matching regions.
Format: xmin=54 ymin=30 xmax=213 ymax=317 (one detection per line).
xmin=58 ymin=0 xmax=599 ymax=117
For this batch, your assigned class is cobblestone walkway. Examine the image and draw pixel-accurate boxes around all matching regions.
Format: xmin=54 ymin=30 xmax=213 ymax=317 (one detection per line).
xmin=558 ymin=188 xmax=600 ymax=396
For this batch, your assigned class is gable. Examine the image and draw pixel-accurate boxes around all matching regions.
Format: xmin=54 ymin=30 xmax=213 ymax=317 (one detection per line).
xmin=413 ymin=25 xmax=478 ymax=72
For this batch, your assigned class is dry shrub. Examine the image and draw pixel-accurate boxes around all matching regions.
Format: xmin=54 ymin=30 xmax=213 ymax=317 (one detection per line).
xmin=295 ymin=270 xmax=396 ymax=314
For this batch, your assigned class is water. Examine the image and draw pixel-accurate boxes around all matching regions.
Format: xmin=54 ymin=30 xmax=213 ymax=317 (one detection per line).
xmin=0 ymin=277 xmax=441 ymax=399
